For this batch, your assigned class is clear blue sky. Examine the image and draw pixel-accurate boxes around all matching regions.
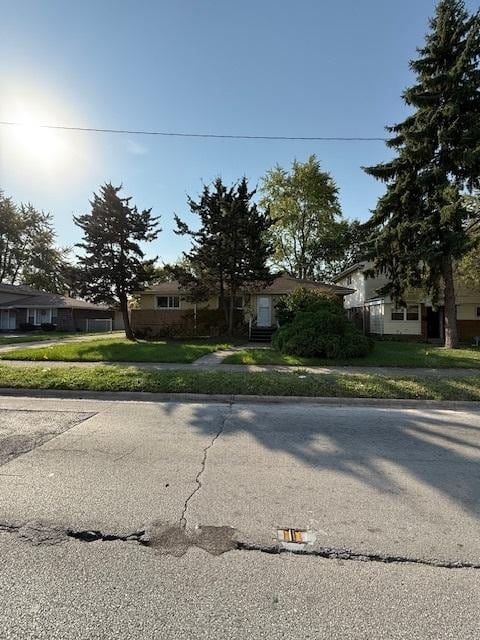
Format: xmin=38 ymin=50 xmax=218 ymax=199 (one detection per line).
xmin=1 ymin=0 xmax=477 ymax=263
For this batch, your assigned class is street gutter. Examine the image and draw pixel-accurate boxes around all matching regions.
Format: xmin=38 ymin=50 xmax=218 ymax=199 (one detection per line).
xmin=1 ymin=386 xmax=480 ymax=410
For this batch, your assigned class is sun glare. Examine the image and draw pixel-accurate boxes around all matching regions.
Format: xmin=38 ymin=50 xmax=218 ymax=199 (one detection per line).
xmin=0 ymin=88 xmax=91 ymax=180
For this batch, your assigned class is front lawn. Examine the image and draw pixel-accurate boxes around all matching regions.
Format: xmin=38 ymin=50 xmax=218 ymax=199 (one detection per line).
xmin=0 ymin=364 xmax=479 ymax=400
xmin=223 ymin=341 xmax=480 ymax=369
xmin=0 ymin=337 xmax=236 ymax=363
xmin=0 ymin=331 xmax=98 ymax=346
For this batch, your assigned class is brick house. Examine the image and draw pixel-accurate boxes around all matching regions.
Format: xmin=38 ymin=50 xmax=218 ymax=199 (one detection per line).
xmin=0 ymin=283 xmax=116 ymax=332
xmin=132 ymin=274 xmax=353 ymax=340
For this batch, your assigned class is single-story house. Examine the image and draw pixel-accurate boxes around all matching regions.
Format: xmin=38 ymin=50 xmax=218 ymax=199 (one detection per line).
xmin=0 ymin=282 xmax=119 ymax=332
xmin=132 ymin=274 xmax=354 ymax=339
xmin=333 ymin=262 xmax=480 ymax=342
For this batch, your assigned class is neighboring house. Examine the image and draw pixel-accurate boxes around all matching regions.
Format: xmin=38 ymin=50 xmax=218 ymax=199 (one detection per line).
xmin=132 ymin=274 xmax=354 ymax=339
xmin=333 ymin=262 xmax=480 ymax=342
xmin=0 ymin=282 xmax=118 ymax=332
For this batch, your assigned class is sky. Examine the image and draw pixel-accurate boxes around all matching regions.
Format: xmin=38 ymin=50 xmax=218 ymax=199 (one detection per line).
xmin=1 ymin=0 xmax=478 ymax=263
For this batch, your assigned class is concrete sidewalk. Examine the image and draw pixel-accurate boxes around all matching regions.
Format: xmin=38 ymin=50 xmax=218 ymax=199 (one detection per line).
xmin=0 ymin=331 xmax=124 ymax=354
xmin=1 ymin=355 xmax=480 ymax=377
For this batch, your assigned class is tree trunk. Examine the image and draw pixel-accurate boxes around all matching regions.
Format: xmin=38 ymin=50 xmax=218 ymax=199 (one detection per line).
xmin=442 ymin=255 xmax=458 ymax=349
xmin=120 ymin=294 xmax=135 ymax=341
xmin=228 ymin=293 xmax=235 ymax=337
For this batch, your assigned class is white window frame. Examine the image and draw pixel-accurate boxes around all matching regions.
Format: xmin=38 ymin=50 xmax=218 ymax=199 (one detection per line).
xmin=391 ymin=304 xmax=420 ymax=322
xmin=155 ymin=295 xmax=180 ymax=310
xmin=28 ymin=308 xmax=54 ymax=325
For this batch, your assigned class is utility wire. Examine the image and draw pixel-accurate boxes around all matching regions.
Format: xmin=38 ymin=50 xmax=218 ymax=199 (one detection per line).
xmin=0 ymin=120 xmax=387 ymax=142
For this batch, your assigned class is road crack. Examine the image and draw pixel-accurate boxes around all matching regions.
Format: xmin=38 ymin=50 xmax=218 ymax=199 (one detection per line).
xmin=179 ymin=403 xmax=232 ymax=529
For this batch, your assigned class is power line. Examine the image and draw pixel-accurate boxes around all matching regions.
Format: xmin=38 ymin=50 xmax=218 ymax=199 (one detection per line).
xmin=0 ymin=120 xmax=387 ymax=142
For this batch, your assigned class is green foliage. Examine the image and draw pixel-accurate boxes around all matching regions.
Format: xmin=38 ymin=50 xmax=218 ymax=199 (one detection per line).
xmin=74 ymin=183 xmax=161 ymax=339
xmin=363 ymin=1 xmax=480 ymax=347
xmin=0 ymin=191 xmax=70 ymax=292
xmin=260 ymin=155 xmax=359 ymax=280
xmin=174 ymin=177 xmax=274 ymax=335
xmin=273 ymin=310 xmax=370 ymax=359
xmin=275 ymin=287 xmax=343 ymax=325
xmin=272 ymin=288 xmax=370 ymax=359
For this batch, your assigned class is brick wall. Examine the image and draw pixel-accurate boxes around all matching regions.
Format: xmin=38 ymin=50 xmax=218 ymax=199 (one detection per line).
xmin=131 ymin=309 xmax=194 ymax=336
xmin=457 ymin=320 xmax=480 ymax=342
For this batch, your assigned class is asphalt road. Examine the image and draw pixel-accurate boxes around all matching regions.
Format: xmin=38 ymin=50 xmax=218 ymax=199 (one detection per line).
xmin=0 ymin=395 xmax=479 ymax=638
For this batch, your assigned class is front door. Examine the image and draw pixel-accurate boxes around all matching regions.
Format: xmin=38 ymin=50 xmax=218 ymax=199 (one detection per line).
xmin=256 ymin=296 xmax=271 ymax=327
xmin=426 ymin=307 xmax=441 ymax=339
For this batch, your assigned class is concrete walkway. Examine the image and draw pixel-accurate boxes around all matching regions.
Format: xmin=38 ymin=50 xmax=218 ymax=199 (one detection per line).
xmin=1 ymin=353 xmax=479 ymax=378
xmin=0 ymin=331 xmax=124 ymax=354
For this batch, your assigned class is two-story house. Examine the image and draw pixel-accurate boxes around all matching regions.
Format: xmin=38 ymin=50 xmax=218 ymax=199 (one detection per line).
xmin=333 ymin=262 xmax=480 ymax=343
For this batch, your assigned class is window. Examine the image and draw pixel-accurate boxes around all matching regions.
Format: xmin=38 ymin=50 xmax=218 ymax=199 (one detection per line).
xmin=391 ymin=307 xmax=404 ymax=321
xmin=477 ymin=307 xmax=480 ymax=318
xmin=27 ymin=308 xmax=54 ymax=325
xmin=225 ymin=296 xmax=244 ymax=309
xmin=156 ymin=296 xmax=180 ymax=309
xmin=406 ymin=305 xmax=419 ymax=321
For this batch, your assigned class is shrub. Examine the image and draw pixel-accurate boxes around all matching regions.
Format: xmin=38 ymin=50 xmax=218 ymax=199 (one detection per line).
xmin=40 ymin=323 xmax=56 ymax=331
xmin=272 ymin=288 xmax=372 ymax=359
xmin=275 ymin=288 xmax=344 ymax=325
xmin=19 ymin=322 xmax=36 ymax=332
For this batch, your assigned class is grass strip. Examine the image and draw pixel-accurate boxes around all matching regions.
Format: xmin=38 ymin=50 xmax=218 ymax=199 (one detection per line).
xmin=0 ymin=364 xmax=480 ymax=400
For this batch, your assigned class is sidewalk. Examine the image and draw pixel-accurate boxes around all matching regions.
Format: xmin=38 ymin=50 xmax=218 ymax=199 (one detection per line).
xmin=1 ymin=352 xmax=479 ymax=378
xmin=0 ymin=331 xmax=124 ymax=354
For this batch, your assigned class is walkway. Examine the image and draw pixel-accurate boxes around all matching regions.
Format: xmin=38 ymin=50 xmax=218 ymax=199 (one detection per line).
xmin=0 ymin=331 xmax=124 ymax=354
xmin=1 ymin=351 xmax=479 ymax=378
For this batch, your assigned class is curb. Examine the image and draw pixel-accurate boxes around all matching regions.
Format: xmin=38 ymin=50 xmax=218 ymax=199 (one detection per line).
xmin=0 ymin=386 xmax=480 ymax=411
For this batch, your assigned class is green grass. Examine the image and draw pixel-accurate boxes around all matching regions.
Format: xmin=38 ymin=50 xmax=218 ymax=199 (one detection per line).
xmin=223 ymin=341 xmax=480 ymax=369
xmin=0 ymin=337 xmax=237 ymax=363
xmin=0 ymin=331 xmax=100 ymax=345
xmin=0 ymin=364 xmax=479 ymax=400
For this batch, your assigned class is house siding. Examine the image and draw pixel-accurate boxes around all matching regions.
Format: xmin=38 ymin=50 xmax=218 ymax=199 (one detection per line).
xmin=383 ymin=302 xmax=422 ymax=336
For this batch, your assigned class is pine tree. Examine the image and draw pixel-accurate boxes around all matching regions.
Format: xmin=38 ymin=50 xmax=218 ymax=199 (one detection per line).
xmin=174 ymin=177 xmax=274 ymax=335
xmin=74 ymin=183 xmax=160 ymax=339
xmin=364 ymin=0 xmax=480 ymax=348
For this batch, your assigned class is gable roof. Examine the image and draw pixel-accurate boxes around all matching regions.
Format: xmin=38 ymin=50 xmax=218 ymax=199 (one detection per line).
xmin=332 ymin=262 xmax=367 ymax=283
xmin=138 ymin=274 xmax=354 ymax=297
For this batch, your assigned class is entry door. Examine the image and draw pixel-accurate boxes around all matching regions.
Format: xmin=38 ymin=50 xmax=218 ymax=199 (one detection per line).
xmin=426 ymin=307 xmax=440 ymax=339
xmin=256 ymin=296 xmax=271 ymax=327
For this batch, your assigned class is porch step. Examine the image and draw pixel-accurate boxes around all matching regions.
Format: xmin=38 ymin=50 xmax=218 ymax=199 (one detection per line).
xmin=249 ymin=326 xmax=276 ymax=342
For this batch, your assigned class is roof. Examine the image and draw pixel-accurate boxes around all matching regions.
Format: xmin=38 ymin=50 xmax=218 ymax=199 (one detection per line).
xmin=332 ymin=262 xmax=367 ymax=283
xmin=138 ymin=274 xmax=354 ymax=297
xmin=0 ymin=282 xmax=40 ymax=296
xmin=0 ymin=286 xmax=110 ymax=311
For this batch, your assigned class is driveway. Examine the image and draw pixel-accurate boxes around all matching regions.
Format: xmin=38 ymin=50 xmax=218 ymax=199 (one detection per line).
xmin=0 ymin=395 xmax=479 ymax=638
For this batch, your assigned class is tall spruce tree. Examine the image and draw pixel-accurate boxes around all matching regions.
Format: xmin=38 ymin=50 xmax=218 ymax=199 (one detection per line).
xmin=364 ymin=0 xmax=480 ymax=348
xmin=74 ymin=183 xmax=160 ymax=339
xmin=174 ymin=177 xmax=274 ymax=335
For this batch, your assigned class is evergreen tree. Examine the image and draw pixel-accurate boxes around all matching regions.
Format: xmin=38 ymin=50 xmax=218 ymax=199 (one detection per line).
xmin=364 ymin=0 xmax=480 ymax=348
xmin=74 ymin=183 xmax=160 ymax=339
xmin=174 ymin=177 xmax=274 ymax=335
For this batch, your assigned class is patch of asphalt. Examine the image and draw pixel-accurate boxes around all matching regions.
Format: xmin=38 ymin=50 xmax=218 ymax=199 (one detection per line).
xmin=0 ymin=331 xmax=124 ymax=353
xmin=0 ymin=408 xmax=95 ymax=466
xmin=0 ymin=386 xmax=480 ymax=411
xmin=0 ymin=520 xmax=479 ymax=569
